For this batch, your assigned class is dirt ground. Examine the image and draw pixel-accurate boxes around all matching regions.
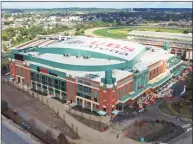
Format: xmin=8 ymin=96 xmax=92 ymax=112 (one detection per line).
xmin=67 ymin=111 xmax=109 ymax=132
xmin=124 ymin=122 xmax=165 ymax=141
xmin=1 ymin=83 xmax=79 ymax=139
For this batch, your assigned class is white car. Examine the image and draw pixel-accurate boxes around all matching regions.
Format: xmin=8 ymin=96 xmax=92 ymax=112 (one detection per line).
xmin=4 ymin=72 xmax=10 ymax=76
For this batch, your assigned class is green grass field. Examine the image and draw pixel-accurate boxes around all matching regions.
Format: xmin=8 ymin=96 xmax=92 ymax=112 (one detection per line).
xmin=93 ymin=27 xmax=192 ymax=39
xmin=159 ymin=101 xmax=192 ymax=119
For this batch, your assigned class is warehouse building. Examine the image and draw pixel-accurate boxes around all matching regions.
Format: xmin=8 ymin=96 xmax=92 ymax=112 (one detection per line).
xmin=8 ymin=35 xmax=185 ymax=115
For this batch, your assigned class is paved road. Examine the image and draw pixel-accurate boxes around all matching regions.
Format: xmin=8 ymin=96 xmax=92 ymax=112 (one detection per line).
xmin=2 ymin=118 xmax=41 ymax=144
xmin=169 ymin=130 xmax=192 ymax=144
xmin=142 ymin=100 xmax=188 ymax=126
xmin=2 ymin=123 xmax=29 ymax=144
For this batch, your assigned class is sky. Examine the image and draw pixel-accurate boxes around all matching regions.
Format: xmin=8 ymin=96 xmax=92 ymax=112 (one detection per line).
xmin=2 ymin=2 xmax=192 ymax=9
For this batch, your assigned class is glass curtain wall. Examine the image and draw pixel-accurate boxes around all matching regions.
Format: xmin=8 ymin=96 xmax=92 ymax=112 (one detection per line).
xmin=31 ymin=71 xmax=66 ymax=99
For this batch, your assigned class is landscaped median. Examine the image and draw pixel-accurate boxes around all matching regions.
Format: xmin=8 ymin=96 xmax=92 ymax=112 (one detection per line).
xmin=159 ymin=101 xmax=192 ymax=119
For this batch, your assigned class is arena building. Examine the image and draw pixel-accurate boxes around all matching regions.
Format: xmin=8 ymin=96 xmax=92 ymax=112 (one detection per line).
xmin=8 ymin=35 xmax=185 ymax=115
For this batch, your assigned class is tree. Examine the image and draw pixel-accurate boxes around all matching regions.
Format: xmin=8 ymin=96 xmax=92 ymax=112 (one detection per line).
xmin=183 ymin=30 xmax=189 ymax=34
xmin=4 ymin=21 xmax=13 ymax=25
xmin=2 ymin=33 xmax=9 ymax=41
xmin=2 ymin=44 xmax=8 ymax=51
xmin=57 ymin=133 xmax=69 ymax=144
xmin=187 ymin=75 xmax=193 ymax=91
xmin=1 ymin=100 xmax=8 ymax=113
xmin=16 ymin=35 xmax=23 ymax=43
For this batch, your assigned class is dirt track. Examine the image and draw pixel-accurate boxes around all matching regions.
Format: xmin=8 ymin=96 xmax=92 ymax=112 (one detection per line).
xmin=84 ymin=27 xmax=106 ymax=37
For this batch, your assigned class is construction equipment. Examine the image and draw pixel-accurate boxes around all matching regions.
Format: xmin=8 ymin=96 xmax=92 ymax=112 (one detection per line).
xmin=138 ymin=103 xmax=143 ymax=109
xmin=144 ymin=100 xmax=150 ymax=106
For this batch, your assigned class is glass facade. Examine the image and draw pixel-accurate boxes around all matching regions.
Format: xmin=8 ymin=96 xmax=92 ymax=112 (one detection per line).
xmin=31 ymin=71 xmax=66 ymax=99
xmin=76 ymin=84 xmax=91 ymax=100
xmin=94 ymin=90 xmax=98 ymax=102
xmin=31 ymin=71 xmax=66 ymax=92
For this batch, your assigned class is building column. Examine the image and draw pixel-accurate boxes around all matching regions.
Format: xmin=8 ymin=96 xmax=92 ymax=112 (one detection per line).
xmin=13 ymin=63 xmax=17 ymax=80
xmin=82 ymin=100 xmax=85 ymax=108
xmin=36 ymin=82 xmax=38 ymax=90
xmin=91 ymin=103 xmax=93 ymax=111
xmin=60 ymin=91 xmax=62 ymax=100
xmin=72 ymin=79 xmax=76 ymax=103
xmin=188 ymin=50 xmax=191 ymax=62
xmin=28 ymin=67 xmax=31 ymax=86
xmin=66 ymin=77 xmax=70 ymax=102
xmin=76 ymin=98 xmax=78 ymax=105
xmin=122 ymin=103 xmax=124 ymax=111
xmin=53 ymin=89 xmax=55 ymax=97
xmin=91 ymin=88 xmax=94 ymax=101
xmin=99 ymin=86 xmax=104 ymax=110
xmin=66 ymin=76 xmax=76 ymax=103
xmin=41 ymin=84 xmax=43 ymax=92
xmin=47 ymin=86 xmax=49 ymax=94
xmin=107 ymin=88 xmax=113 ymax=114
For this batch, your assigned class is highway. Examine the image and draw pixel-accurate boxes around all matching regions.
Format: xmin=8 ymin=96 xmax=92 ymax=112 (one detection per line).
xmin=1 ymin=117 xmax=42 ymax=144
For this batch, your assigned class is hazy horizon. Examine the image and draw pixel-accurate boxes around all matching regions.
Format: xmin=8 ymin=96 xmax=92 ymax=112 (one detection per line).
xmin=2 ymin=2 xmax=192 ymax=9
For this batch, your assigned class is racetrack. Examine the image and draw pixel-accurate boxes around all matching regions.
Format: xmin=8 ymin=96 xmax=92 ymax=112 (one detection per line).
xmin=85 ymin=26 xmax=192 ymax=40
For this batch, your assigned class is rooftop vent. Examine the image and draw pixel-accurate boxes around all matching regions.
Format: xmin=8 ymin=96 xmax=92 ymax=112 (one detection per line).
xmin=146 ymin=46 xmax=151 ymax=50
xmin=135 ymin=70 xmax=139 ymax=73
xmin=63 ymin=53 xmax=71 ymax=57
xmin=83 ymin=56 xmax=90 ymax=59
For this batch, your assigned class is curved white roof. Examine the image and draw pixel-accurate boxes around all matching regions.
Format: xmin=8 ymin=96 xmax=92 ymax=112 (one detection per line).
xmin=46 ymin=36 xmax=146 ymax=61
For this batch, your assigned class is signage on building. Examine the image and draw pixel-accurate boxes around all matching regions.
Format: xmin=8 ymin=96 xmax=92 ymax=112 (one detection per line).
xmin=89 ymin=41 xmax=135 ymax=56
xmin=40 ymin=68 xmax=49 ymax=74
xmin=49 ymin=71 xmax=57 ymax=77
xmin=37 ymin=67 xmax=57 ymax=77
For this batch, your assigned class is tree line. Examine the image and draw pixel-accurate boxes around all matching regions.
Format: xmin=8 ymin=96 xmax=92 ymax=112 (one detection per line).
xmin=2 ymin=24 xmax=70 ymax=51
